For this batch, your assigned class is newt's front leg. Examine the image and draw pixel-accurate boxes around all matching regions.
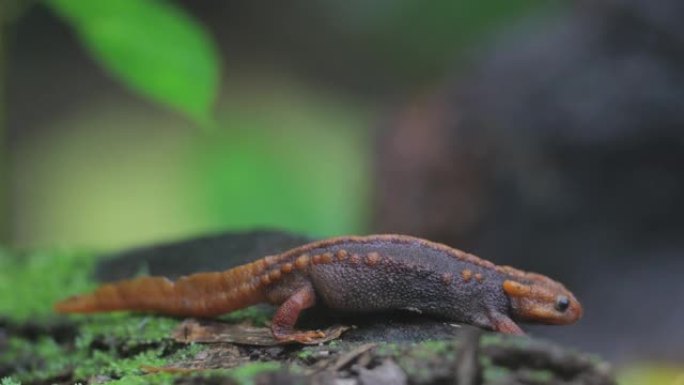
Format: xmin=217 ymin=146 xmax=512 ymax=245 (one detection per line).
xmin=488 ymin=311 xmax=525 ymax=335
xmin=270 ymin=283 xmax=327 ymax=344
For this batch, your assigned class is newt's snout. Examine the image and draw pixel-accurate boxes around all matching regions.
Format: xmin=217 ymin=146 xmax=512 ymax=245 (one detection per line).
xmin=503 ymin=277 xmax=583 ymax=325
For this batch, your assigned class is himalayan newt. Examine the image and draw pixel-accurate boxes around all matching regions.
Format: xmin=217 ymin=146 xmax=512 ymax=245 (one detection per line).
xmin=55 ymin=235 xmax=582 ymax=343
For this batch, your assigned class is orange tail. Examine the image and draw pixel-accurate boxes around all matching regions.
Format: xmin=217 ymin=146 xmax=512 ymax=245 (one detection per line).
xmin=54 ymin=260 xmax=269 ymax=317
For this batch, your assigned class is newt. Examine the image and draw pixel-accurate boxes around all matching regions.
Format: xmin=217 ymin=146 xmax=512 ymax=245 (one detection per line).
xmin=55 ymin=235 xmax=582 ymax=343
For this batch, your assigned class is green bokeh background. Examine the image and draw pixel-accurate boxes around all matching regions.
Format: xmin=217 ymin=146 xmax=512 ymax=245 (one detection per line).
xmin=4 ymin=0 xmax=548 ymax=250
xmin=11 ymin=79 xmax=371 ymax=249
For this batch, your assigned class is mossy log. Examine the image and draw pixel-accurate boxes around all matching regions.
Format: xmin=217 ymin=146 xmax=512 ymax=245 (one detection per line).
xmin=0 ymin=230 xmax=616 ymax=385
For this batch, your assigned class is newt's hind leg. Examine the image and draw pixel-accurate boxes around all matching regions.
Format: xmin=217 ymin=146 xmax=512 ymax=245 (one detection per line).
xmin=270 ymin=283 xmax=328 ymax=344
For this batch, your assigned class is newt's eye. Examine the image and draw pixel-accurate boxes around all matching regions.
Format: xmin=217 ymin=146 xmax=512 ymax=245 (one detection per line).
xmin=555 ymin=295 xmax=570 ymax=312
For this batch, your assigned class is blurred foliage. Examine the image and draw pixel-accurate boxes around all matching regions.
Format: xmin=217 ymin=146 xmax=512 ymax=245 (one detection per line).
xmin=324 ymin=0 xmax=551 ymax=83
xmin=47 ymin=0 xmax=220 ymax=129
xmin=0 ymin=0 xmax=560 ymax=250
xmin=0 ymin=247 xmax=186 ymax=383
xmin=12 ymin=79 xmax=371 ymax=249
xmin=188 ymin=84 xmax=371 ymax=238
xmin=3 ymin=0 xmax=556 ymax=249
xmin=618 ymin=364 xmax=684 ymax=385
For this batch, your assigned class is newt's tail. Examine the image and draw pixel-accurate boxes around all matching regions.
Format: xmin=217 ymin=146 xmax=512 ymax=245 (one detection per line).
xmin=54 ymin=260 xmax=269 ymax=317
xmin=54 ymin=276 xmax=176 ymax=314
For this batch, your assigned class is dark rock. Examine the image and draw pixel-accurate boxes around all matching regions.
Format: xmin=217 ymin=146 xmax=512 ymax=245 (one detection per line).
xmin=358 ymin=359 xmax=407 ymax=385
xmin=95 ymin=229 xmax=313 ymax=281
xmin=373 ymin=0 xmax=684 ymax=362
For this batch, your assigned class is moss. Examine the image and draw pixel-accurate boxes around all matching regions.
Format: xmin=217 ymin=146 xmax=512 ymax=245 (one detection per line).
xmin=218 ymin=306 xmax=272 ymax=327
xmin=410 ymin=340 xmax=456 ymax=362
xmin=72 ymin=334 xmax=206 ymax=381
xmin=86 ymin=349 xmax=164 ymax=379
xmin=524 ymin=369 xmax=554 ymax=382
xmin=172 ymin=343 xmax=205 ymax=361
xmin=104 ymin=372 xmax=177 ymax=385
xmin=4 ymin=334 xmax=203 ymax=382
xmin=0 ymin=248 xmax=98 ymax=321
xmin=75 ymin=314 xmax=180 ymax=349
xmin=1 ymin=378 xmax=22 ymax=385
xmin=4 ymin=308 xmax=186 ymax=381
xmin=0 ymin=248 xmax=210 ymax=384
xmin=480 ymin=332 xmax=510 ymax=347
xmin=156 ymin=362 xmax=282 ymax=385
xmin=418 ymin=339 xmax=451 ymax=353
xmin=374 ymin=342 xmax=400 ymax=356
xmin=482 ymin=365 xmax=512 ymax=382
xmin=480 ymin=332 xmax=530 ymax=350
xmin=0 ymin=248 xmax=291 ymax=384
xmin=296 ymin=349 xmax=314 ymax=360
xmin=4 ymin=332 xmax=120 ymax=382
xmin=287 ymin=363 xmax=306 ymax=376
xmin=3 ymin=336 xmax=73 ymax=382
xmin=224 ymin=362 xmax=281 ymax=385
xmin=391 ymin=341 xmax=457 ymax=383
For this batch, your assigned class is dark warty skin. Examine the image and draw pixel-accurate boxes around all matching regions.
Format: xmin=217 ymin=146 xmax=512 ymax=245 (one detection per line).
xmin=55 ymin=235 xmax=583 ymax=343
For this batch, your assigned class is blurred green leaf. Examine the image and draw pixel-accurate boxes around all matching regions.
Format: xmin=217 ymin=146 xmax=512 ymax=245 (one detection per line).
xmin=187 ymin=84 xmax=372 ymax=237
xmin=13 ymin=79 xmax=371 ymax=248
xmin=47 ymin=0 xmax=220 ymax=129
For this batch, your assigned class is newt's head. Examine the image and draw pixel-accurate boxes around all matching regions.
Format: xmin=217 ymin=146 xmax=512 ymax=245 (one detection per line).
xmin=501 ymin=269 xmax=582 ymax=325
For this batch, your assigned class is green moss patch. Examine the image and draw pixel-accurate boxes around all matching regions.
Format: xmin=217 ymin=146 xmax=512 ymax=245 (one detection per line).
xmin=0 ymin=248 xmax=287 ymax=385
xmin=0 ymin=248 xmax=97 ymax=321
